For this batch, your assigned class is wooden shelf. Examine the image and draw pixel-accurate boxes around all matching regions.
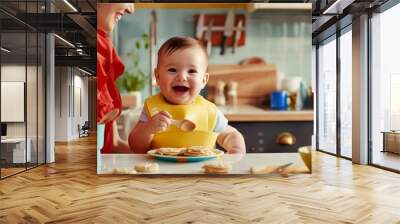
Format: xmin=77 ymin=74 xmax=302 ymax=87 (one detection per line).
xmin=247 ymin=3 xmax=312 ymax=12
xmin=136 ymin=3 xmax=311 ymax=12
xmin=135 ymin=3 xmax=249 ymax=10
xmin=219 ymin=105 xmax=314 ymax=122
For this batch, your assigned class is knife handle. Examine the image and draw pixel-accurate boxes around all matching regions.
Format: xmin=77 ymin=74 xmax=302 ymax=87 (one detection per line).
xmin=232 ymin=35 xmax=236 ymax=53
xmin=206 ymin=39 xmax=212 ymax=56
xmin=220 ymin=35 xmax=227 ymax=55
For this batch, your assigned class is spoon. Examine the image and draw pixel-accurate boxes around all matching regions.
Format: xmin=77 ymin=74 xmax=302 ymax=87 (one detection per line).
xmin=98 ymin=109 xmax=120 ymax=124
xmin=170 ymin=118 xmax=196 ymax=131
xmin=151 ymin=108 xmax=196 ymax=132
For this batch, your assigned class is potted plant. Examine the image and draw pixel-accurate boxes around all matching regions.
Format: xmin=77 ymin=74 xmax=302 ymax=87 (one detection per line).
xmin=120 ymin=33 xmax=149 ymax=108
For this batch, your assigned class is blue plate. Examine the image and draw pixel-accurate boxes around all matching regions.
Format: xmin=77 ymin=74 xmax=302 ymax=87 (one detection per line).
xmin=147 ymin=149 xmax=224 ymax=163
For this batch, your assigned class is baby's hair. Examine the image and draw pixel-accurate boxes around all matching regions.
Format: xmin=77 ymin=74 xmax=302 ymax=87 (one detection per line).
xmin=158 ymin=36 xmax=208 ymax=61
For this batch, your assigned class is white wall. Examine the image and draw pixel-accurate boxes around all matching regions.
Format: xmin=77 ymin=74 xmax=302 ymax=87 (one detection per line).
xmin=1 ymin=65 xmax=32 ymax=137
xmin=55 ymin=66 xmax=69 ymax=141
xmin=54 ymin=67 xmax=89 ymax=141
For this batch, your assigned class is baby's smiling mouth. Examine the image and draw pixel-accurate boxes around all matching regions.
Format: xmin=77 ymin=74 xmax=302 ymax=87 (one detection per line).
xmin=172 ymin=85 xmax=190 ymax=93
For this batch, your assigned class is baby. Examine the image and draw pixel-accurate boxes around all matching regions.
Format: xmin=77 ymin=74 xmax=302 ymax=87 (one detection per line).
xmin=128 ymin=36 xmax=246 ymax=155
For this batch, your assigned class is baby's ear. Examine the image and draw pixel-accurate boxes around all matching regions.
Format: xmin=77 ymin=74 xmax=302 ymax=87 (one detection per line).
xmin=154 ymin=68 xmax=160 ymax=86
xmin=202 ymin=72 xmax=210 ymax=88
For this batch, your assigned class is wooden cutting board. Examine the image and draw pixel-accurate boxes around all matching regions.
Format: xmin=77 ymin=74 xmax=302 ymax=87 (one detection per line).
xmin=207 ymin=64 xmax=277 ymax=105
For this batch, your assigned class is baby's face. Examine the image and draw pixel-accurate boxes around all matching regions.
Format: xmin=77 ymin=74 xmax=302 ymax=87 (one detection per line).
xmin=155 ymin=47 xmax=209 ymax=105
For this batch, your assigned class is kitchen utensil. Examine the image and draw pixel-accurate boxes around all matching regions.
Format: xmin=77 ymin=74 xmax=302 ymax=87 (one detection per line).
xmin=278 ymin=162 xmax=293 ymax=170
xmin=205 ymin=19 xmax=214 ymax=56
xmin=150 ymin=108 xmax=196 ymax=131
xmin=227 ymin=81 xmax=238 ymax=106
xmin=170 ymin=118 xmax=196 ymax=132
xmin=281 ymin=76 xmax=302 ymax=93
xmin=195 ymin=13 xmax=205 ymax=40
xmin=98 ymin=108 xmax=120 ymax=124
xmin=270 ymin=91 xmax=288 ymax=110
xmin=214 ymin=80 xmax=226 ymax=105
xmin=147 ymin=148 xmax=224 ymax=163
xmin=250 ymin=162 xmax=293 ymax=174
xmin=297 ymin=81 xmax=308 ymax=110
xmin=220 ymin=10 xmax=235 ymax=55
xmin=232 ymin=19 xmax=243 ymax=53
xmin=298 ymin=146 xmax=312 ymax=172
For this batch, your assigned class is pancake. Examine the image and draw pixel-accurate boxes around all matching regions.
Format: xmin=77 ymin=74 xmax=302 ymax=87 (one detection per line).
xmin=156 ymin=147 xmax=185 ymax=156
xmin=202 ymin=162 xmax=232 ymax=174
xmin=184 ymin=146 xmax=214 ymax=156
xmin=134 ymin=162 xmax=159 ymax=173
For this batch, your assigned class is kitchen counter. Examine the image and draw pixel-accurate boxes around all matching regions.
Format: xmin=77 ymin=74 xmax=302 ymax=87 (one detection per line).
xmin=218 ymin=105 xmax=313 ymax=122
xmin=99 ymin=153 xmax=305 ymax=175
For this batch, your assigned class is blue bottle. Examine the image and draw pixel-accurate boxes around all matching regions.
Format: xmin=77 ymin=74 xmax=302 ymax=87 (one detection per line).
xmin=270 ymin=91 xmax=288 ymax=110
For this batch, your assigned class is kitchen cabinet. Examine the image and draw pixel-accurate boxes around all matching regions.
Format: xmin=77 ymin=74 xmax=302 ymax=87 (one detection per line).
xmin=382 ymin=131 xmax=400 ymax=154
xmin=229 ymin=121 xmax=313 ymax=153
xmin=217 ymin=105 xmax=313 ymax=153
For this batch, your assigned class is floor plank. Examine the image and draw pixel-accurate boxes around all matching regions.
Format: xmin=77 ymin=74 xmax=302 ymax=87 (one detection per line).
xmin=0 ymin=135 xmax=399 ymax=223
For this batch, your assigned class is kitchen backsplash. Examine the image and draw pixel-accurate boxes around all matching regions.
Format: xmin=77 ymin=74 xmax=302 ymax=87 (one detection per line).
xmin=115 ymin=9 xmax=311 ymax=99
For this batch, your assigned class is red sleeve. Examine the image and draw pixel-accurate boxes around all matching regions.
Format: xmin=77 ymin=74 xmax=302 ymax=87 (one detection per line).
xmin=97 ymin=29 xmax=126 ymax=153
xmin=96 ymin=29 xmax=124 ymax=124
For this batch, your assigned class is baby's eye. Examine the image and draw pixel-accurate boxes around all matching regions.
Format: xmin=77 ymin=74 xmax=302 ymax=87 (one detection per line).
xmin=188 ymin=69 xmax=197 ymax=74
xmin=168 ymin=68 xmax=177 ymax=73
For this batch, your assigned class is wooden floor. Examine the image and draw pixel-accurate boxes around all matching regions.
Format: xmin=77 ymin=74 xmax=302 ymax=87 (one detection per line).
xmin=1 ymin=135 xmax=400 ymax=223
xmin=1 ymin=167 xmax=26 ymax=178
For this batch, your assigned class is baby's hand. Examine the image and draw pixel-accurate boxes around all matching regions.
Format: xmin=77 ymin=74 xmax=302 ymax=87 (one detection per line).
xmin=226 ymin=148 xmax=245 ymax=163
xmin=148 ymin=111 xmax=172 ymax=134
xmin=227 ymin=147 xmax=245 ymax=155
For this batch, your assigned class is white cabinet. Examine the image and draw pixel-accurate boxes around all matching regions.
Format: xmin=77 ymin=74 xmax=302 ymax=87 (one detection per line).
xmin=1 ymin=138 xmax=32 ymax=163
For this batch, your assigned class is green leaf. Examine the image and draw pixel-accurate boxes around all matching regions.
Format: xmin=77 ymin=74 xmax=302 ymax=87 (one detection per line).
xmin=135 ymin=41 xmax=140 ymax=49
xmin=121 ymin=71 xmax=148 ymax=92
xmin=120 ymin=32 xmax=150 ymax=92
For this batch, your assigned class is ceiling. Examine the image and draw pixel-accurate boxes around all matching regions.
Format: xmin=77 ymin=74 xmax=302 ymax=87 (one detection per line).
xmin=2 ymin=0 xmax=393 ymax=73
xmin=311 ymin=0 xmax=390 ymax=43
xmin=0 ymin=0 xmax=96 ymax=75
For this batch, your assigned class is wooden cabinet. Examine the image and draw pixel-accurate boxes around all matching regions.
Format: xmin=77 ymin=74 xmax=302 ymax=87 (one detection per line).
xmin=382 ymin=131 xmax=400 ymax=154
xmin=229 ymin=121 xmax=313 ymax=153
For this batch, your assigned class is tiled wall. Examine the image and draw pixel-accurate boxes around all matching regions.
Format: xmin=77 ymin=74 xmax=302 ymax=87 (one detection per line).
xmin=116 ymin=9 xmax=311 ymax=99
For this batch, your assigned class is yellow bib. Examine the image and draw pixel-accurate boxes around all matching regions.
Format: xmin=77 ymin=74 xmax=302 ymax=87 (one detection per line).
xmin=144 ymin=94 xmax=218 ymax=149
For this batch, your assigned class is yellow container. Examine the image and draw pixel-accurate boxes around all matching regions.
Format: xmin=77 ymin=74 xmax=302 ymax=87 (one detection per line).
xmin=151 ymin=131 xmax=219 ymax=149
xmin=298 ymin=146 xmax=312 ymax=172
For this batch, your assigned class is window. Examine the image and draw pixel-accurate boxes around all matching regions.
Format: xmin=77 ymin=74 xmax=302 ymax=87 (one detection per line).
xmin=317 ymin=35 xmax=337 ymax=154
xmin=371 ymin=2 xmax=400 ymax=171
xmin=339 ymin=27 xmax=352 ymax=158
xmin=0 ymin=1 xmax=47 ymax=179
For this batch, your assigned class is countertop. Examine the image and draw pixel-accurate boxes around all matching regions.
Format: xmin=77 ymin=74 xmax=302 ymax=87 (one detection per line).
xmin=98 ymin=153 xmax=305 ymax=175
xmin=119 ymin=105 xmax=314 ymax=126
xmin=218 ymin=105 xmax=314 ymax=122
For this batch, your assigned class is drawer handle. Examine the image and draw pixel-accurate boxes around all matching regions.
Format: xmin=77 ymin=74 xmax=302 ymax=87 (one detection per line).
xmin=276 ymin=132 xmax=296 ymax=145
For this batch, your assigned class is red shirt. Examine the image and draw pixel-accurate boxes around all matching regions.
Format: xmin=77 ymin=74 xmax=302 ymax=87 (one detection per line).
xmin=97 ymin=29 xmax=125 ymax=153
